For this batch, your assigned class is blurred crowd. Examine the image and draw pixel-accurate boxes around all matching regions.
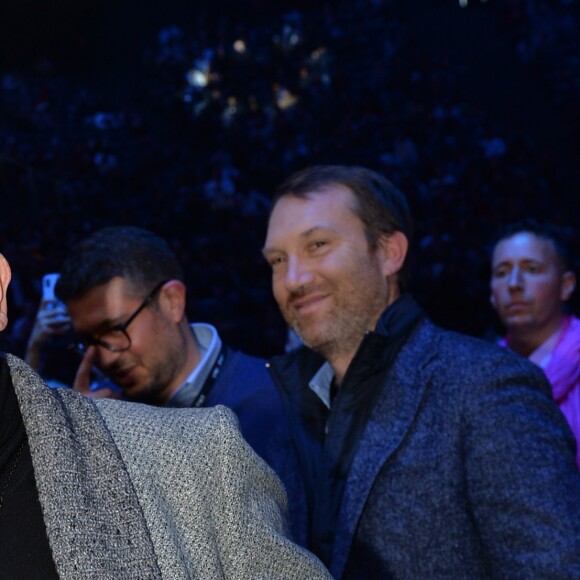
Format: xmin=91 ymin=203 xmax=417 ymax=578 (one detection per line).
xmin=503 ymin=0 xmax=580 ymax=129
xmin=0 ymin=0 xmax=578 ymax=373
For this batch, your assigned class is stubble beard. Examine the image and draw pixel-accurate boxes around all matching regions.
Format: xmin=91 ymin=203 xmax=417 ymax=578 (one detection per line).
xmin=284 ymin=257 xmax=389 ymax=364
xmin=124 ymin=348 xmax=185 ymax=405
xmin=289 ymin=298 xmax=377 ymax=363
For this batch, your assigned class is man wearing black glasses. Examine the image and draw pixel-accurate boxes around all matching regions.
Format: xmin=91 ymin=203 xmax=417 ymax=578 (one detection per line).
xmin=53 ymin=226 xmax=292 ymax=474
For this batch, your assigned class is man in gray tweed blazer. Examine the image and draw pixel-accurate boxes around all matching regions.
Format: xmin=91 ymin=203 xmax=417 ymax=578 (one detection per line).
xmin=263 ymin=165 xmax=580 ymax=578
xmin=0 ymin=257 xmax=331 ymax=578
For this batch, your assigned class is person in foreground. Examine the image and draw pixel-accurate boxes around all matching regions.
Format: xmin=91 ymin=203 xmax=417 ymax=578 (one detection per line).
xmin=490 ymin=219 xmax=579 ymax=467
xmin=262 ymin=165 xmax=580 ymax=579
xmin=0 ymin=253 xmax=331 ymax=579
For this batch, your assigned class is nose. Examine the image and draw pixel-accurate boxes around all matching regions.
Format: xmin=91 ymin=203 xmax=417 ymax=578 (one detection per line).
xmin=507 ymin=267 xmax=524 ymax=290
xmin=284 ymin=256 xmax=314 ymax=293
xmin=93 ymin=344 xmax=122 ymax=368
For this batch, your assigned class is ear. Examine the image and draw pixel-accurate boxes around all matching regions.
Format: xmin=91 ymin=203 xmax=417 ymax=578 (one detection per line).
xmin=560 ymin=270 xmax=576 ymax=302
xmin=159 ymin=280 xmax=187 ymax=323
xmin=489 ymin=293 xmax=497 ymax=309
xmin=0 ymin=254 xmax=12 ymax=331
xmin=378 ymin=231 xmax=408 ymax=278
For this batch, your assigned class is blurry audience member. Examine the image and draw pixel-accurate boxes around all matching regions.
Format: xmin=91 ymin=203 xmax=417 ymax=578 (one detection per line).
xmin=24 ymin=299 xmax=70 ymax=373
xmin=263 ymin=165 xmax=580 ymax=578
xmin=23 ymin=284 xmax=75 ymax=389
xmin=55 ymin=226 xmax=288 ymax=467
xmin=491 ymin=219 xmax=579 ymax=466
xmin=0 ymin=251 xmax=331 ymax=579
xmin=20 ymin=275 xmax=83 ymax=389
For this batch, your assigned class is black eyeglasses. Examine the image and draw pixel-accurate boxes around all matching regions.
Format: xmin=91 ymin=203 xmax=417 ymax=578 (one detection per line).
xmin=72 ymin=280 xmax=168 ymax=356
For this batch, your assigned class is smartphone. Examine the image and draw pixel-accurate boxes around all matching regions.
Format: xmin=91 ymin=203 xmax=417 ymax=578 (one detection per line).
xmin=42 ymin=273 xmax=61 ymax=305
xmin=41 ymin=273 xmax=69 ymax=322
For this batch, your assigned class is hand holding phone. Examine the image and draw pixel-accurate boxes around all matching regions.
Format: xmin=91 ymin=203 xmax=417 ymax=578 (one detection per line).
xmin=42 ymin=273 xmax=68 ymax=317
xmin=39 ymin=273 xmax=70 ymax=330
xmin=25 ymin=273 xmax=72 ymax=370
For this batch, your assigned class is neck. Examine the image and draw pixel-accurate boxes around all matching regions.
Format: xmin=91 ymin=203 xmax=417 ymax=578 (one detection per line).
xmin=324 ymin=333 xmax=367 ymax=387
xmin=327 ymin=354 xmax=353 ymax=387
xmin=507 ymin=315 xmax=566 ymax=358
xmin=157 ymin=323 xmax=202 ymax=404
xmin=326 ymin=298 xmax=397 ymax=385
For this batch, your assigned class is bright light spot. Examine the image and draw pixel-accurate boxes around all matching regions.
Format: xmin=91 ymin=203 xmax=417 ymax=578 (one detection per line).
xmin=233 ymin=39 xmax=246 ymax=54
xmin=186 ymin=69 xmax=209 ymax=88
xmin=459 ymin=0 xmax=468 ymax=6
xmin=274 ymin=86 xmax=298 ymax=110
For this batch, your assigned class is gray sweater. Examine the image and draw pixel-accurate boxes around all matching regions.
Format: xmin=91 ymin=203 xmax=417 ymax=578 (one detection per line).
xmin=9 ymin=354 xmax=331 ymax=579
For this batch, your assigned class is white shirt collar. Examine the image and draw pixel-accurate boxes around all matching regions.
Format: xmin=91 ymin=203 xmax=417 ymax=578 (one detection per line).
xmin=309 ymin=361 xmax=335 ymax=409
xmin=166 ymin=323 xmax=223 ymax=407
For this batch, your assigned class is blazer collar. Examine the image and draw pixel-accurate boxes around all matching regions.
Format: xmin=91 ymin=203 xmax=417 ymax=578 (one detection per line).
xmin=331 ymin=320 xmax=439 ymax=579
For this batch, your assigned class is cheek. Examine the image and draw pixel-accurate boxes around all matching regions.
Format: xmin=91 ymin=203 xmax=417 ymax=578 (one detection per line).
xmin=491 ymin=281 xmax=508 ymax=300
xmin=271 ymin=274 xmax=287 ymax=304
xmin=130 ymin=318 xmax=164 ymax=355
xmin=525 ymin=274 xmax=547 ymax=294
xmin=531 ymin=280 xmax=560 ymax=305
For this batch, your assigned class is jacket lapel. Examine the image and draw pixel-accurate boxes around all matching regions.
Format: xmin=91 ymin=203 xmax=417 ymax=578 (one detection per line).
xmin=8 ymin=354 xmax=162 ymax=579
xmin=331 ymin=321 xmax=439 ymax=579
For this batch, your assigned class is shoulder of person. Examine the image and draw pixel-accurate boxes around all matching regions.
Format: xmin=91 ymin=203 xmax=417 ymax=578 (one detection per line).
xmin=95 ymin=399 xmax=240 ymax=447
xmin=401 ymin=319 xmax=550 ymax=396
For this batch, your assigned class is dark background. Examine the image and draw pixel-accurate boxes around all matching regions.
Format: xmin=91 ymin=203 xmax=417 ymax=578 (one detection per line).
xmin=1 ymin=0 xmax=579 ymax=371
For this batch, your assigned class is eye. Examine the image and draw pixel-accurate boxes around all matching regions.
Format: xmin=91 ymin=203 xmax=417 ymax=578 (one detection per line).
xmin=268 ymin=255 xmax=287 ymax=268
xmin=524 ymin=263 xmax=541 ymax=274
xmin=100 ymin=325 xmax=127 ymax=340
xmin=310 ymin=240 xmax=328 ymax=251
xmin=493 ymin=267 xmax=508 ymax=278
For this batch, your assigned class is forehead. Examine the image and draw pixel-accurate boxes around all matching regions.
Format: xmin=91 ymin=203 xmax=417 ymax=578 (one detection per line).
xmin=266 ymin=185 xmax=361 ymax=243
xmin=66 ymin=277 xmax=138 ymax=329
xmin=492 ymin=232 xmax=559 ymax=266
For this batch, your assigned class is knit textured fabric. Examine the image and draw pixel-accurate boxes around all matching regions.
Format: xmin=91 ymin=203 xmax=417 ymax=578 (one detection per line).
xmin=8 ymin=354 xmax=331 ymax=579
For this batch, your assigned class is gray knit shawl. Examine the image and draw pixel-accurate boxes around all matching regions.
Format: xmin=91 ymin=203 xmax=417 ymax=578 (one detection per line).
xmin=8 ymin=354 xmax=331 ymax=579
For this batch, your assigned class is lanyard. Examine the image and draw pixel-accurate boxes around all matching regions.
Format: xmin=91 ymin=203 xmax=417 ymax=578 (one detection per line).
xmin=192 ymin=345 xmax=227 ymax=408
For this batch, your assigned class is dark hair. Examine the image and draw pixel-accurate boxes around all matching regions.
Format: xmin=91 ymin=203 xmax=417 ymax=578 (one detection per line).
xmin=492 ymin=218 xmax=572 ymax=272
xmin=56 ymin=226 xmax=184 ymax=301
xmin=273 ymin=165 xmax=413 ymax=291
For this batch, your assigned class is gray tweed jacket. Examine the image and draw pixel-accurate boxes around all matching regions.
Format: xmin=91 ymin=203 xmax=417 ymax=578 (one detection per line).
xmin=8 ymin=354 xmax=331 ymax=579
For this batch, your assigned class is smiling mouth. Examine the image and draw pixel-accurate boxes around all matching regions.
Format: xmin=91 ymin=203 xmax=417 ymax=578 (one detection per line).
xmin=291 ymin=294 xmax=328 ymax=314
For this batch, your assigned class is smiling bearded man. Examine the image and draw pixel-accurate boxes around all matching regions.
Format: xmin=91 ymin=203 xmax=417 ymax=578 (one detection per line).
xmin=263 ymin=165 xmax=580 ymax=579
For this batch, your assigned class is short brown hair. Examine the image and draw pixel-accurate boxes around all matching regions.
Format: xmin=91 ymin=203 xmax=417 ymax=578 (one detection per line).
xmin=273 ymin=165 xmax=413 ymax=291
